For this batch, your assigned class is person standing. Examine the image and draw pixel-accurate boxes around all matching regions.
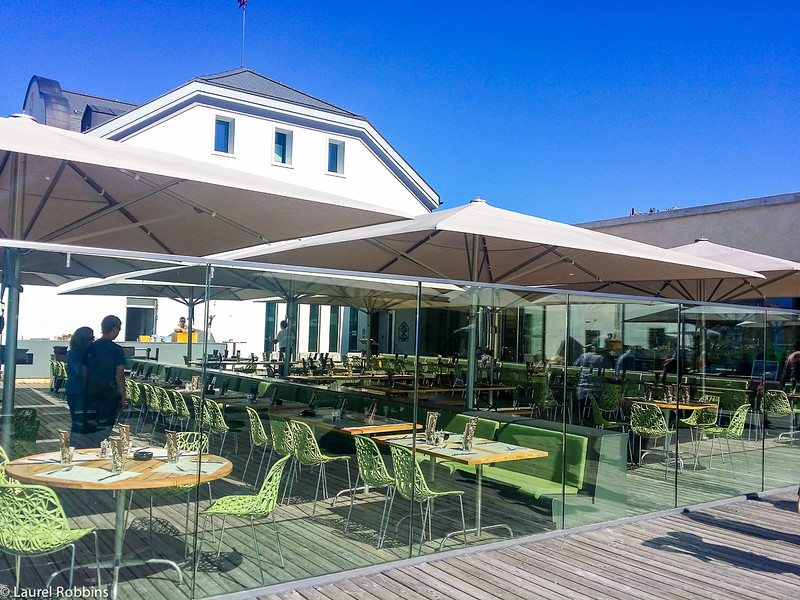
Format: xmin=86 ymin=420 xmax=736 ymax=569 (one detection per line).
xmin=83 ymin=315 xmax=126 ymax=444
xmin=270 ymin=320 xmax=290 ymax=361
xmin=65 ymin=326 xmax=93 ymax=435
xmin=175 ymin=317 xmax=188 ymax=334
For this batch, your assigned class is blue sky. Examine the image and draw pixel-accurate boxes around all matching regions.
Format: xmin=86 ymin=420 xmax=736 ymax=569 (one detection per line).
xmin=1 ymin=1 xmax=798 ymax=223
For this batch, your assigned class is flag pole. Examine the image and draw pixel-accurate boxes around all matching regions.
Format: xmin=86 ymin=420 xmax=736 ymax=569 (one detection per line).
xmin=240 ymin=4 xmax=246 ymax=67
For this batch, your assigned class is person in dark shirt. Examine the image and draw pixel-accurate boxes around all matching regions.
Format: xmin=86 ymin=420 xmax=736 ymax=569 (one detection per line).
xmin=83 ymin=315 xmax=126 ymax=445
xmin=65 ymin=326 xmax=93 ymax=435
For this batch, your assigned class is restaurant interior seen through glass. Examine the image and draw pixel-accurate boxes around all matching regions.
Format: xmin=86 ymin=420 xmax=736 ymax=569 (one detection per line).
xmin=2 ymin=246 xmax=799 ymax=599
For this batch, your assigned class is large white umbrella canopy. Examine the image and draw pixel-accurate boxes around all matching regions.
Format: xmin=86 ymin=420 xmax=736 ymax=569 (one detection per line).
xmin=0 ymin=115 xmax=410 ymax=254
xmin=565 ymin=237 xmax=800 ymax=302
xmin=217 ymin=197 xmax=762 ymax=406
xmin=216 ymin=198 xmax=762 ymax=286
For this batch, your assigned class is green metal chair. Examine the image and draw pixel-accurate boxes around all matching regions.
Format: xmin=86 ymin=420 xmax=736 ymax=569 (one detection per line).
xmin=0 ymin=483 xmax=101 ymax=590
xmin=290 ymin=420 xmax=351 ymax=517
xmin=194 ymin=454 xmax=291 ymax=585
xmin=590 ymin=382 xmax=628 ymax=429
xmin=151 ymin=386 xmax=177 ymax=438
xmin=243 ymin=406 xmax=272 ymax=488
xmin=132 ymin=432 xmax=213 ymax=556
xmin=387 ymin=445 xmax=467 ymax=555
xmin=679 ymin=394 xmax=720 ymax=470
xmin=762 ymin=389 xmax=800 ymax=445
xmin=202 ymin=399 xmax=243 ymax=455
xmin=531 ymin=380 xmax=561 ymax=420
xmin=140 ymin=383 xmax=161 ymax=435
xmin=170 ymin=390 xmax=193 ymax=431
xmin=703 ymin=403 xmax=750 ymax=478
xmin=124 ymin=379 xmax=145 ymax=425
xmin=345 ymin=435 xmax=395 ymax=547
xmin=629 ymin=401 xmax=680 ymax=478
xmin=268 ymin=416 xmax=297 ymax=504
xmin=11 ymin=408 xmax=40 ymax=460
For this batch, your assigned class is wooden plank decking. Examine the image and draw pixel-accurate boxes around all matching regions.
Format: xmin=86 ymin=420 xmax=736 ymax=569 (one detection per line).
xmin=257 ymin=488 xmax=800 ymax=600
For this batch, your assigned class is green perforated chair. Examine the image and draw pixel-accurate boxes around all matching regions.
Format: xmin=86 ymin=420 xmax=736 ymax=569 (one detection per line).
xmin=629 ymin=402 xmax=680 ymax=477
xmin=124 ymin=380 xmax=146 ymax=425
xmin=532 ymin=380 xmax=565 ymax=421
xmin=345 ymin=435 xmax=395 ymax=547
xmin=267 ymin=416 xmax=296 ymax=503
xmin=140 ymin=383 xmax=161 ymax=435
xmin=195 ymin=454 xmax=291 ymax=585
xmin=762 ymin=389 xmax=800 ymax=445
xmin=132 ymin=432 xmax=212 ymax=556
xmin=10 ymin=408 xmax=40 ymax=461
xmin=679 ymin=394 xmax=720 ymax=470
xmin=201 ymin=399 xmax=244 ymax=455
xmin=243 ymin=406 xmax=272 ymax=488
xmin=387 ymin=445 xmax=466 ymax=554
xmin=0 ymin=484 xmax=101 ymax=590
xmin=703 ymin=403 xmax=750 ymax=477
xmin=290 ymin=420 xmax=351 ymax=517
xmin=170 ymin=390 xmax=193 ymax=431
xmin=590 ymin=383 xmax=629 ymax=430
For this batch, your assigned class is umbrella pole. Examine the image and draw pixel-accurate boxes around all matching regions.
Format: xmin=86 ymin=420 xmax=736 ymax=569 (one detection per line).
xmin=1 ymin=250 xmax=21 ymax=451
xmin=186 ymin=298 xmax=195 ymax=362
xmin=365 ymin=310 xmax=373 ymax=363
xmin=282 ymin=299 xmax=296 ymax=377
xmin=2 ymin=152 xmax=26 ymax=451
xmin=465 ymin=288 xmax=478 ymax=410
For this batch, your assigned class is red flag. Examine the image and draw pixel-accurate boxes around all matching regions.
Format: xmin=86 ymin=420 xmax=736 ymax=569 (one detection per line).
xmin=238 ymin=0 xmax=248 ymax=7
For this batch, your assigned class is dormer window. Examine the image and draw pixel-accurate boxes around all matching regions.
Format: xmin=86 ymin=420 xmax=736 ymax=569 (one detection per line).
xmin=214 ymin=117 xmax=234 ymax=154
xmin=327 ymin=140 xmax=345 ymax=174
xmin=273 ymin=128 xmax=293 ymax=165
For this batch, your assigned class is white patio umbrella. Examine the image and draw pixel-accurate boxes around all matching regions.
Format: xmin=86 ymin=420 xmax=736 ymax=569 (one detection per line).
xmin=217 ymin=197 xmax=763 ymax=405
xmin=0 ymin=114 xmax=410 ymax=446
xmin=115 ymin=262 xmax=457 ymax=373
xmin=558 ymin=237 xmax=800 ymax=302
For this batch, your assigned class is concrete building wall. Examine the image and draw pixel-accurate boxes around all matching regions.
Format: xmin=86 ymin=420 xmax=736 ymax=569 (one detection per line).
xmin=580 ymin=192 xmax=800 ymax=262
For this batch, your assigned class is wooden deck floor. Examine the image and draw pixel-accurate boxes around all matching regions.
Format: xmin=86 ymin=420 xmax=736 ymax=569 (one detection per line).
xmin=257 ymin=488 xmax=800 ymax=600
xmin=3 ymin=383 xmax=799 ymax=599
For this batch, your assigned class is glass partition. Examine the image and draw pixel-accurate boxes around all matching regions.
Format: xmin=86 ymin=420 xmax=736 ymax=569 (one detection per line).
xmin=3 ymin=244 xmax=800 ymax=598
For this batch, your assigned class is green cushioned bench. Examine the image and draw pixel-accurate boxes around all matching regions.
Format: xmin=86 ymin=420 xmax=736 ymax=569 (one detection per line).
xmin=485 ymin=423 xmax=587 ymax=500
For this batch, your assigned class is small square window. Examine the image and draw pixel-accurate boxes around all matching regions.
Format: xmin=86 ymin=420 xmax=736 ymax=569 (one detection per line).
xmin=327 ymin=140 xmax=345 ymax=174
xmin=214 ymin=117 xmax=234 ymax=154
xmin=274 ymin=128 xmax=293 ymax=165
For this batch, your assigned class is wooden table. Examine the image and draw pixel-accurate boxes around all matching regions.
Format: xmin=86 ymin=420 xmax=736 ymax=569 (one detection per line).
xmin=7 ymin=448 xmax=232 ymax=598
xmin=622 ymin=398 xmax=718 ymax=411
xmin=287 ymin=373 xmax=416 ymax=384
xmin=375 ymin=433 xmax=547 ymax=541
xmin=289 ymin=407 xmax=421 ymax=436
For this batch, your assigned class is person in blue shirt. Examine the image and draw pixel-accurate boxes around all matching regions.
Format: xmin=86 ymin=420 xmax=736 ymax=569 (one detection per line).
xmin=65 ymin=326 xmax=93 ymax=435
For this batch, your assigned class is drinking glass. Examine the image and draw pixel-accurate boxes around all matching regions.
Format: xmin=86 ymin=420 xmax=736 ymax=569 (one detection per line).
xmin=109 ymin=436 xmax=125 ymax=474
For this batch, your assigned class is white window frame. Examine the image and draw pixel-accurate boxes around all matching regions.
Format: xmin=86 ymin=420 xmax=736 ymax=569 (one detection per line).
xmin=213 ymin=116 xmax=235 ymax=155
xmin=327 ymin=139 xmax=345 ymax=175
xmin=273 ymin=127 xmax=293 ymax=166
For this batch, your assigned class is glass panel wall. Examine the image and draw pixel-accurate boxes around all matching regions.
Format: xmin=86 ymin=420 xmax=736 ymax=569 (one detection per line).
xmin=4 ymin=245 xmax=800 ymax=598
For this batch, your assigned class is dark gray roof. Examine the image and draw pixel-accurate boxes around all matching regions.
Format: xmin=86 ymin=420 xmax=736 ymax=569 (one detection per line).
xmin=61 ymin=90 xmax=137 ymax=132
xmin=193 ymin=68 xmax=364 ymax=119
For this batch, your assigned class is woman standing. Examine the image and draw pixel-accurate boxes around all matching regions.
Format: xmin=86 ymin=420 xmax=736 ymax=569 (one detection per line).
xmin=65 ymin=326 xmax=94 ymax=435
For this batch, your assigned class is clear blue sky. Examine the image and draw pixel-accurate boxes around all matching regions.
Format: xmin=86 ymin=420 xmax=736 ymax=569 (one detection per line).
xmin=1 ymin=1 xmax=798 ymax=223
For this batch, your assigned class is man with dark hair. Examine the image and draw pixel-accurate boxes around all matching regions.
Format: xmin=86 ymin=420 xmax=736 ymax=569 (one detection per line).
xmin=82 ymin=315 xmax=126 ymax=443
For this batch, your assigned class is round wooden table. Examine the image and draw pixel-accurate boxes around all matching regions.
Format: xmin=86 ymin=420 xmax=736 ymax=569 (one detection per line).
xmin=7 ymin=448 xmax=232 ymax=598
